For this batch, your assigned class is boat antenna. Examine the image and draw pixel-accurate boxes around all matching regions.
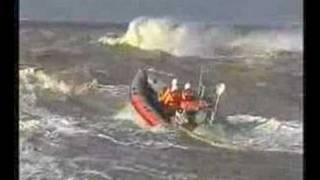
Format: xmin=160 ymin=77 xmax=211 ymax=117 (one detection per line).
xmin=210 ymin=83 xmax=226 ymax=124
xmin=197 ymin=65 xmax=204 ymax=97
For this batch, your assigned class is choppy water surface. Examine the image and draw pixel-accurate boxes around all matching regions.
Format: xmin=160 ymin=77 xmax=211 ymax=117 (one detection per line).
xmin=20 ymin=20 xmax=303 ymax=180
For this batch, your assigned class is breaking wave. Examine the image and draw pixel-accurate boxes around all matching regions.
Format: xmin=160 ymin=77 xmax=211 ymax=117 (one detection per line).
xmin=19 ymin=67 xmax=95 ymax=142
xmin=99 ymin=17 xmax=302 ymax=59
xmin=20 ymin=67 xmax=94 ymax=179
xmin=19 ymin=67 xmax=104 ymax=99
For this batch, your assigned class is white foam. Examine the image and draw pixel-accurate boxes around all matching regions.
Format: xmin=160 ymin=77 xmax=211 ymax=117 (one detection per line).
xmin=225 ymin=114 xmax=303 ymax=153
xmin=99 ymin=17 xmax=302 ymax=59
xmin=19 ymin=67 xmax=72 ymax=95
xmin=112 ymin=103 xmax=135 ymax=121
xmin=20 ymin=149 xmax=64 ymax=180
xmin=19 ymin=67 xmax=106 ymax=98
xmin=230 ymin=30 xmax=303 ymax=53
xmin=19 ymin=120 xmax=41 ymax=134
xmin=81 ymin=170 xmax=113 ymax=180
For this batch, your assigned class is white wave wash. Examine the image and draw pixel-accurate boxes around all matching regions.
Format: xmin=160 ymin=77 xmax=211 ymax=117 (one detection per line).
xmin=20 ymin=67 xmax=71 ymax=95
xmin=19 ymin=67 xmax=95 ymax=141
xmin=112 ymin=102 xmax=302 ymax=153
xmin=19 ymin=67 xmax=104 ymax=98
xmin=20 ymin=67 xmax=302 ymax=165
xmin=228 ymin=115 xmax=302 ymax=153
xmin=193 ymin=114 xmax=303 ymax=153
xmin=99 ymin=17 xmax=302 ymax=59
xmin=19 ymin=67 xmax=190 ymax=179
xmin=19 ymin=67 xmax=98 ymax=179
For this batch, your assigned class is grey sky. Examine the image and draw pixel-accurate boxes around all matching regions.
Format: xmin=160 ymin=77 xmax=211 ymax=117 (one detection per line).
xmin=20 ymin=0 xmax=302 ymax=25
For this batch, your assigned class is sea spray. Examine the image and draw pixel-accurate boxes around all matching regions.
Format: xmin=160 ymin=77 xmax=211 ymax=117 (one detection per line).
xmin=99 ymin=17 xmax=302 ymax=59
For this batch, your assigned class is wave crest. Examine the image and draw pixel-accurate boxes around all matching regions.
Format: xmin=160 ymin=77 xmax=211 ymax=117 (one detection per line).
xmin=99 ymin=17 xmax=302 ymax=59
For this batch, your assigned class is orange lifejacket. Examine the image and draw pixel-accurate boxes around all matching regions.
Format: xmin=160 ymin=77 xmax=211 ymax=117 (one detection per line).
xmin=168 ymin=89 xmax=182 ymax=109
xmin=158 ymin=87 xmax=170 ymax=102
xmin=180 ymin=89 xmax=204 ymax=111
xmin=159 ymin=87 xmax=182 ymax=109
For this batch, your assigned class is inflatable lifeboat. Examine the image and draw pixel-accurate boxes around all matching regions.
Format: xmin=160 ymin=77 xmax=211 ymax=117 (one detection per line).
xmin=129 ymin=69 xmax=168 ymax=128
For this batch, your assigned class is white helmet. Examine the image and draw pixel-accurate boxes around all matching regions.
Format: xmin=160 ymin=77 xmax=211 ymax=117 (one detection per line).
xmin=184 ymin=82 xmax=191 ymax=90
xmin=171 ymin=78 xmax=178 ymax=91
xmin=171 ymin=78 xmax=178 ymax=86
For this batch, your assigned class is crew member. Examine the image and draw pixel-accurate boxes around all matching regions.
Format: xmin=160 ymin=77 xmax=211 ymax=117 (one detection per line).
xmin=180 ymin=82 xmax=207 ymax=112
xmin=158 ymin=78 xmax=182 ymax=110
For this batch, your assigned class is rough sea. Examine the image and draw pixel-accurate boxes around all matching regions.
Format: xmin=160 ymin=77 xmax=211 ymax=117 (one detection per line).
xmin=19 ymin=17 xmax=303 ymax=180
